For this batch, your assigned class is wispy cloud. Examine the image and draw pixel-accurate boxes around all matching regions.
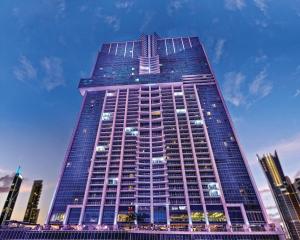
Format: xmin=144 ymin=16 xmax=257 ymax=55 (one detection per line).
xmin=224 ymin=0 xmax=246 ymax=11
xmin=249 ymin=68 xmax=272 ymax=98
xmin=13 ymin=55 xmax=37 ymax=82
xmin=0 ymin=172 xmax=31 ymax=193
xmin=94 ymin=7 xmax=121 ymax=32
xmin=214 ymin=39 xmax=226 ymax=63
xmin=139 ymin=11 xmax=155 ymax=32
xmin=256 ymin=133 xmax=300 ymax=168
xmin=294 ymin=89 xmax=300 ymax=97
xmin=255 ymin=19 xmax=268 ymax=28
xmin=115 ymin=0 xmax=135 ymax=10
xmin=254 ymin=0 xmax=268 ymax=14
xmin=167 ymin=0 xmax=188 ymax=15
xmin=104 ymin=16 xmax=120 ymax=32
xmin=0 ymin=174 xmax=15 ymax=193
xmin=255 ymin=53 xmax=268 ymax=63
xmin=40 ymin=57 xmax=65 ymax=91
xmin=55 ymin=0 xmax=66 ymax=18
xmin=223 ymin=72 xmax=246 ymax=106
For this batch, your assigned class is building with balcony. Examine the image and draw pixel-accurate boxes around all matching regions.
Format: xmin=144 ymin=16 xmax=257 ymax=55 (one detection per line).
xmin=43 ymin=33 xmax=284 ymax=239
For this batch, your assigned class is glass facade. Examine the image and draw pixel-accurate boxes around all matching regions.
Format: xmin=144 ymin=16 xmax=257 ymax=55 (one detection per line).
xmin=46 ymin=33 xmax=284 ymax=238
xmin=258 ymin=152 xmax=300 ymax=239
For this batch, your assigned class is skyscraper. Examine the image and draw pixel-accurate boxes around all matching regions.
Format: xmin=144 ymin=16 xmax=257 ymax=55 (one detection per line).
xmin=0 ymin=167 xmax=23 ymax=225
xmin=294 ymin=178 xmax=300 ymax=200
xmin=46 ymin=33 xmax=284 ymax=239
xmin=258 ymin=151 xmax=300 ymax=239
xmin=23 ymin=180 xmax=43 ymax=224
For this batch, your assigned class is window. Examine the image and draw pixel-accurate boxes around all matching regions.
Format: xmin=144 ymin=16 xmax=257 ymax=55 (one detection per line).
xmin=125 ymin=127 xmax=138 ymax=136
xmin=96 ymin=145 xmax=106 ymax=152
xmin=174 ymin=92 xmax=183 ymax=96
xmin=208 ymin=182 xmax=221 ymax=197
xmin=194 ymin=119 xmax=203 ymax=125
xmin=176 ymin=109 xmax=186 ymax=114
xmin=107 ymin=92 xmax=115 ymax=97
xmin=207 ymin=111 xmax=211 ymax=116
xmin=152 ymin=157 xmax=166 ymax=164
xmin=108 ymin=178 xmax=118 ymax=185
xmin=101 ymin=112 xmax=112 ymax=121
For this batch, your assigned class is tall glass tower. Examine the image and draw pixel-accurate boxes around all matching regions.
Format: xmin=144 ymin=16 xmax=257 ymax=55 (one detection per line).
xmin=46 ymin=33 xmax=284 ymax=239
xmin=23 ymin=180 xmax=43 ymax=224
xmin=0 ymin=167 xmax=23 ymax=225
xmin=258 ymin=151 xmax=300 ymax=239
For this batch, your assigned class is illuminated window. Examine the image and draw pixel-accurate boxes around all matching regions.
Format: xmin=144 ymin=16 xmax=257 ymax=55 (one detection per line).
xmin=152 ymin=157 xmax=166 ymax=164
xmin=178 ymin=206 xmax=187 ymax=210
xmin=170 ymin=214 xmax=188 ymax=221
xmin=223 ymin=141 xmax=228 ymax=147
xmin=191 ymin=212 xmax=205 ymax=221
xmin=107 ymin=92 xmax=115 ymax=97
xmin=125 ymin=127 xmax=138 ymax=136
xmin=174 ymin=92 xmax=183 ymax=96
xmin=66 ymin=162 xmax=71 ymax=168
xmin=50 ymin=212 xmax=65 ymax=222
xmin=108 ymin=178 xmax=118 ymax=185
xmin=152 ymin=111 xmax=161 ymax=116
xmin=208 ymin=212 xmax=226 ymax=222
xmin=96 ymin=145 xmax=106 ymax=152
xmin=207 ymin=111 xmax=211 ymax=116
xmin=212 ymin=103 xmax=217 ymax=108
xmin=216 ymin=119 xmax=222 ymax=123
xmin=117 ymin=214 xmax=129 ymax=222
xmin=135 ymin=78 xmax=140 ymax=82
xmin=194 ymin=119 xmax=203 ymax=125
xmin=208 ymin=182 xmax=220 ymax=197
xmin=101 ymin=112 xmax=112 ymax=121
xmin=132 ymin=67 xmax=135 ymax=71
xmin=176 ymin=109 xmax=186 ymax=114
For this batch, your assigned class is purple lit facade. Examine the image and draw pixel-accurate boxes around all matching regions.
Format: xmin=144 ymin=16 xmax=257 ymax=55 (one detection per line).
xmin=44 ymin=33 xmax=285 ymax=239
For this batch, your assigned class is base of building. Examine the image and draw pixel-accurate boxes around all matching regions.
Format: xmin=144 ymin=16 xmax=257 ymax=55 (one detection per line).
xmin=0 ymin=229 xmax=285 ymax=240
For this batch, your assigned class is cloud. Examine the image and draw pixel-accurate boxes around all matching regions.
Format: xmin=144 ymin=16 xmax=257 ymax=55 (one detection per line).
xmin=139 ymin=11 xmax=155 ymax=32
xmin=214 ymin=39 xmax=226 ymax=63
xmin=249 ymin=68 xmax=272 ymax=97
xmin=254 ymin=0 xmax=268 ymax=14
xmin=255 ymin=19 xmax=268 ymax=28
xmin=0 ymin=172 xmax=31 ymax=193
xmin=94 ymin=8 xmax=121 ymax=32
xmin=256 ymin=133 xmax=300 ymax=168
xmin=0 ymin=174 xmax=15 ymax=193
xmin=13 ymin=55 xmax=37 ymax=82
xmin=40 ymin=57 xmax=65 ymax=91
xmin=115 ymin=0 xmax=135 ymax=10
xmin=223 ymin=72 xmax=246 ymax=106
xmin=294 ymin=89 xmax=300 ymax=97
xmin=167 ymin=0 xmax=188 ymax=15
xmin=224 ymin=0 xmax=246 ymax=11
xmin=255 ymin=53 xmax=268 ymax=63
xmin=103 ymin=16 xmax=120 ymax=32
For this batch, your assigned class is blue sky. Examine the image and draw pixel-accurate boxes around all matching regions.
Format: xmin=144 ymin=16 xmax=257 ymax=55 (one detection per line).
xmin=0 ymin=0 xmax=300 ymax=224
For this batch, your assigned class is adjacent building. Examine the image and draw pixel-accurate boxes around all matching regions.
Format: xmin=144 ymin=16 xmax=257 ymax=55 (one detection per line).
xmin=45 ymin=33 xmax=284 ymax=239
xmin=294 ymin=178 xmax=300 ymax=200
xmin=0 ymin=167 xmax=23 ymax=225
xmin=258 ymin=151 xmax=300 ymax=239
xmin=23 ymin=180 xmax=43 ymax=224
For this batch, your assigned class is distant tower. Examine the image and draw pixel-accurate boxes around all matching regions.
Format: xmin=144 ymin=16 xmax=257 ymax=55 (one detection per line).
xmin=0 ymin=167 xmax=23 ymax=225
xmin=23 ymin=180 xmax=43 ymax=224
xmin=294 ymin=178 xmax=300 ymax=201
xmin=258 ymin=151 xmax=300 ymax=239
